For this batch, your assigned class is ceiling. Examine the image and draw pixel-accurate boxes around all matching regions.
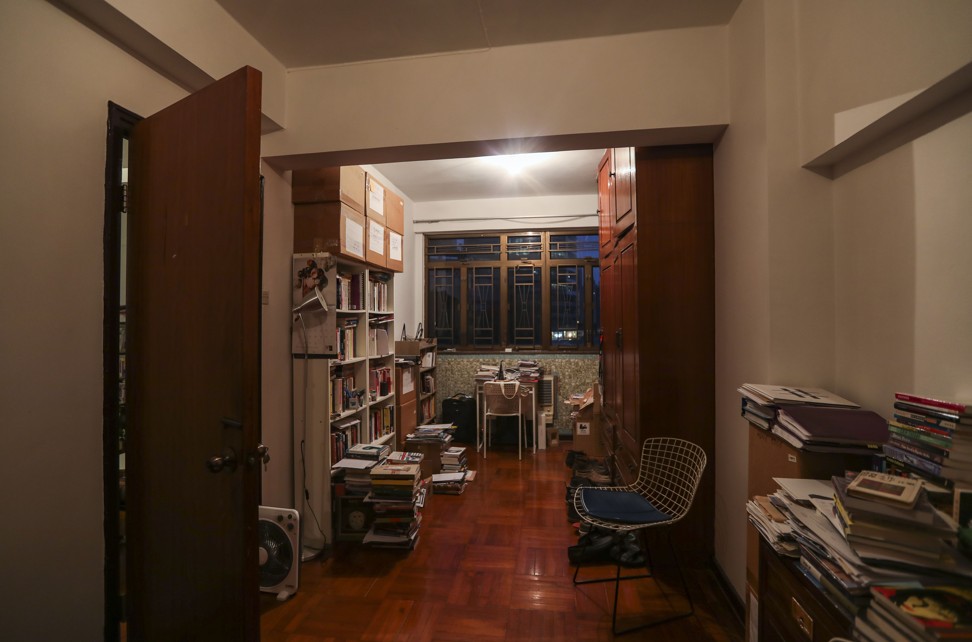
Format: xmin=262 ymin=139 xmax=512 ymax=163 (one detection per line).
xmin=217 ymin=0 xmax=740 ymax=202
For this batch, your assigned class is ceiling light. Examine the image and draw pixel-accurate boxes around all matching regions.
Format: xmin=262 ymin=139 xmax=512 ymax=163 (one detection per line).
xmin=484 ymin=152 xmax=553 ymax=176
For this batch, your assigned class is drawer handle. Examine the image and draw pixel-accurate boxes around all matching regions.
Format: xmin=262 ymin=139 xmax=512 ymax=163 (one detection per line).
xmin=790 ymin=596 xmax=813 ymax=639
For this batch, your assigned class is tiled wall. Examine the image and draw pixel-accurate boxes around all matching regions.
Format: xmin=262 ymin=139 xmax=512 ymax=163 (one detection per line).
xmin=434 ymin=352 xmax=599 ymax=436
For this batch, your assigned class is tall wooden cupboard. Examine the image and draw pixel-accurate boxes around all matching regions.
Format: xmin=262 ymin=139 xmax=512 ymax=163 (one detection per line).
xmin=597 ymin=145 xmax=715 ymax=563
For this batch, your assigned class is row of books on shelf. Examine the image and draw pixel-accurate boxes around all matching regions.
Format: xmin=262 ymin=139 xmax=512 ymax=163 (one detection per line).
xmin=748 ymin=470 xmax=972 ymax=642
xmin=335 ymin=272 xmax=365 ymax=311
xmin=330 ymin=374 xmax=362 ymax=416
xmin=368 ymin=404 xmax=394 ymax=441
xmin=421 ymin=373 xmax=435 ymax=395
xmin=369 ymin=275 xmax=390 ymax=312
xmin=335 ymin=318 xmax=358 ymax=361
xmin=369 ymin=366 xmax=392 ymax=401
xmin=329 ymin=418 xmax=360 ymax=463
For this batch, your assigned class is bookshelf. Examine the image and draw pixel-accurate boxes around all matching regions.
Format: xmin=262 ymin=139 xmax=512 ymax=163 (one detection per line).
xmin=292 ymin=254 xmax=396 ymax=550
xmin=398 ymin=339 xmax=438 ymax=426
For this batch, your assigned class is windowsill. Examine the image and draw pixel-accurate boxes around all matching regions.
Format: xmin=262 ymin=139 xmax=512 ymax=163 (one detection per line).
xmin=437 ymin=348 xmax=599 ymax=356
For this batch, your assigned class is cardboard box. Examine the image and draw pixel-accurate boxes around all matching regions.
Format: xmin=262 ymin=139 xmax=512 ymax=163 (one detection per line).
xmin=292 ymin=166 xmax=366 ymax=213
xmin=570 ymin=384 xmax=607 ymax=457
xmin=366 ymin=218 xmax=386 ymax=268
xmin=365 ymin=174 xmax=388 ymax=227
xmin=385 ymin=187 xmax=404 ymax=234
xmin=386 ymin=228 xmax=403 ymax=273
xmin=293 ymin=202 xmax=366 ymax=263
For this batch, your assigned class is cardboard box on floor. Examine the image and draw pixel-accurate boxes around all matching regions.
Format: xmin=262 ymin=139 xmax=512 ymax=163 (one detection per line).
xmin=570 ymin=384 xmax=606 ymax=457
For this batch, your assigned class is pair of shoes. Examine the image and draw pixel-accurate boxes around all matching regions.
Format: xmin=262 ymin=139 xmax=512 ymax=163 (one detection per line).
xmin=565 ymin=450 xmax=587 ymax=467
xmin=609 ymin=532 xmax=646 ymax=567
xmin=573 ymin=462 xmax=611 ymax=484
xmin=568 ymin=532 xmax=615 ymax=564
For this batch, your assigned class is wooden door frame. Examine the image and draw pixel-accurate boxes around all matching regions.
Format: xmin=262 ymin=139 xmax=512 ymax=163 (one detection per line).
xmin=103 ymin=101 xmax=142 ymax=642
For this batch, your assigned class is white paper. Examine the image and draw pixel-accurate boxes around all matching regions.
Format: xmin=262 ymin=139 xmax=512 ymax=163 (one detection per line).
xmin=773 ymin=477 xmax=832 ymax=503
xmin=389 ymin=231 xmax=402 ymax=261
xmin=369 ymin=181 xmax=385 ymax=216
xmin=332 ymin=458 xmax=375 ymax=470
xmin=369 ymin=220 xmax=385 ymax=254
xmin=345 ymin=217 xmax=364 ymax=257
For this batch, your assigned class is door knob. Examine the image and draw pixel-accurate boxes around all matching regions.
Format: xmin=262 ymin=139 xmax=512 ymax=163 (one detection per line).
xmin=248 ymin=443 xmax=270 ymax=470
xmin=207 ymin=447 xmax=238 ymax=473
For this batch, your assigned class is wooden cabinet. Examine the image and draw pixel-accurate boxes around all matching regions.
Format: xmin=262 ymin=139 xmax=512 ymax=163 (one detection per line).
xmin=758 ymin=538 xmax=852 ymax=642
xmin=596 ymin=145 xmax=715 ymax=563
xmin=597 ymin=150 xmax=614 ymax=258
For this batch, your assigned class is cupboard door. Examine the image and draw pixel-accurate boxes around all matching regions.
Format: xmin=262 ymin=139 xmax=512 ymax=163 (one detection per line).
xmin=612 ymin=147 xmax=635 ymax=238
xmin=597 ymin=150 xmax=613 ymax=258
xmin=617 ymin=238 xmax=639 ymax=473
xmin=600 ymin=259 xmax=617 ymax=421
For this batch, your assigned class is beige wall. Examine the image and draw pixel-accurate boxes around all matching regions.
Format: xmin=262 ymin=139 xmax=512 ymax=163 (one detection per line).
xmin=713 ymin=0 xmax=972 ymax=603
xmin=263 ymin=26 xmax=729 ymax=158
xmin=0 ymin=1 xmax=187 ymax=638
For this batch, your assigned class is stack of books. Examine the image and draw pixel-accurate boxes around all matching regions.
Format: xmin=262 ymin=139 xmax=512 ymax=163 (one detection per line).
xmin=406 ymin=423 xmax=454 ymax=445
xmin=885 ymin=392 xmax=972 ymax=489
xmin=431 ymin=471 xmax=467 ymax=495
xmin=331 ymin=457 xmax=378 ymax=497
xmin=772 ymin=405 xmax=888 ymax=457
xmin=346 ymin=442 xmax=390 ymax=462
xmin=385 ymin=450 xmax=423 ymax=465
xmin=738 ymin=383 xmax=860 ymax=432
xmin=440 ymin=446 xmax=467 ymax=473
xmin=516 ymin=360 xmax=541 ymax=382
xmin=832 ymin=471 xmax=957 ymax=568
xmin=364 ymin=461 xmax=423 ymax=549
xmin=474 ymin=364 xmax=499 ymax=381
xmin=855 ymin=583 xmax=972 ymax=641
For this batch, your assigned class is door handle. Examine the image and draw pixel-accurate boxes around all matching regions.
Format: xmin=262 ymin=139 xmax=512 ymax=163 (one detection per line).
xmin=247 ymin=443 xmax=270 ymax=470
xmin=207 ymin=447 xmax=238 ymax=473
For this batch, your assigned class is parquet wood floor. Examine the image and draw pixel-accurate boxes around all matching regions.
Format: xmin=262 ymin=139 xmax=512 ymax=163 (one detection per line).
xmin=260 ymin=442 xmax=744 ymax=641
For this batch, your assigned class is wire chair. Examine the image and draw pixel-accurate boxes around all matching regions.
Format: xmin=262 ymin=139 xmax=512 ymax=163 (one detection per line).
xmin=482 ymin=380 xmax=526 ymax=460
xmin=571 ymin=437 xmax=707 ymax=635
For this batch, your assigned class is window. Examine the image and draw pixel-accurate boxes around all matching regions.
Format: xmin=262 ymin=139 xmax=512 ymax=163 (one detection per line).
xmin=425 ymin=230 xmax=600 ymax=350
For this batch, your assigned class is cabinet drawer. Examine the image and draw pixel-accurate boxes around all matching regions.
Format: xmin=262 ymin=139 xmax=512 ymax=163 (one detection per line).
xmin=759 ymin=540 xmax=850 ymax=642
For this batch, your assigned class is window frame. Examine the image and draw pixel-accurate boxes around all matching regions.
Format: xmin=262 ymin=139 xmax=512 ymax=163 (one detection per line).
xmin=424 ymin=229 xmax=599 ymax=352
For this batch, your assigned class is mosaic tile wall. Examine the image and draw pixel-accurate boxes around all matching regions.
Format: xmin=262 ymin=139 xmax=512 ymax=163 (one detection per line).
xmin=434 ymin=352 xmax=600 ymax=437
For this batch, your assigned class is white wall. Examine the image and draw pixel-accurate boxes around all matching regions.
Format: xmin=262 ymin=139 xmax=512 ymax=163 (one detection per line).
xmin=0 ymin=1 xmax=187 ymax=638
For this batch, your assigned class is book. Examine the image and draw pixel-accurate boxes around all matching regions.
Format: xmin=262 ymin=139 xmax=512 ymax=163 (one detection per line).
xmin=895 ymin=393 xmax=972 ymax=417
xmin=895 ymin=401 xmax=972 ymax=426
xmin=831 ymin=476 xmax=936 ymax=524
xmin=777 ymin=405 xmax=889 ymax=445
xmin=847 ymin=470 xmax=922 ymax=508
xmin=740 ymin=383 xmax=860 ymax=408
xmin=870 ymin=584 xmax=972 ymax=639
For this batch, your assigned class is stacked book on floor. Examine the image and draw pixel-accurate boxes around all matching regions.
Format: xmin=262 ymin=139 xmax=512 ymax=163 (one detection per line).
xmin=347 ymin=442 xmax=391 ymax=463
xmin=364 ymin=461 xmax=423 ymax=549
xmin=440 ymin=446 xmax=467 ymax=473
xmin=405 ymin=423 xmax=454 ymax=445
xmin=884 ymin=391 xmax=972 ymax=490
xmin=430 ymin=471 xmax=467 ymax=495
xmin=331 ymin=456 xmax=378 ymax=497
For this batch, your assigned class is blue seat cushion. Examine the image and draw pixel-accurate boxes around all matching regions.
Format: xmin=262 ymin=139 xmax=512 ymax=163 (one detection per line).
xmin=580 ymin=489 xmax=671 ymax=524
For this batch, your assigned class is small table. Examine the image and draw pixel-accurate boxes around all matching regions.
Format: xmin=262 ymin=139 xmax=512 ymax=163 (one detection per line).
xmin=475 ymin=379 xmax=538 ymax=455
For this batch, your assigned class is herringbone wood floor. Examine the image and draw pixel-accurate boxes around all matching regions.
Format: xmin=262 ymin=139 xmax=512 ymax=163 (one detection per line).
xmin=260 ymin=441 xmax=744 ymax=641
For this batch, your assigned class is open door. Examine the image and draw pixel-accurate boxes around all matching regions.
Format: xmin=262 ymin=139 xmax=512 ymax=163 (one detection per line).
xmin=126 ymin=67 xmax=263 ymax=640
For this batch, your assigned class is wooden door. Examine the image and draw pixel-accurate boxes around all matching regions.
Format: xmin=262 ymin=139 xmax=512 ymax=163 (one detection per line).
xmin=126 ymin=67 xmax=263 ymax=641
xmin=616 ymin=236 xmax=640 ymax=480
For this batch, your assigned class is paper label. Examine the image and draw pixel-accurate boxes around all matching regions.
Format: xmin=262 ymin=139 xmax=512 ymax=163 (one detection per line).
xmin=369 ymin=181 xmax=385 ymax=216
xmin=389 ymin=231 xmax=402 ymax=261
xmin=345 ymin=217 xmax=364 ymax=257
xmin=369 ymin=220 xmax=385 ymax=254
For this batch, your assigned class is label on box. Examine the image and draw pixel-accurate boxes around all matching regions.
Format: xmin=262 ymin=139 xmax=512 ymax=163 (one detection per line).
xmin=345 ymin=217 xmax=364 ymax=257
xmin=389 ymin=231 xmax=402 ymax=261
xmin=368 ymin=181 xmax=385 ymax=216
xmin=369 ymin=220 xmax=385 ymax=254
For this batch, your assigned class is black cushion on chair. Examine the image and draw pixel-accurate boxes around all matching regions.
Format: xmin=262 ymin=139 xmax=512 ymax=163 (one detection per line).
xmin=580 ymin=489 xmax=671 ymax=524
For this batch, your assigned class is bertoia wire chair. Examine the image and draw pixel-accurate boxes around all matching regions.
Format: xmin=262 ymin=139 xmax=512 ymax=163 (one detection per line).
xmin=571 ymin=437 xmax=707 ymax=635
xmin=482 ymin=380 xmax=525 ymax=460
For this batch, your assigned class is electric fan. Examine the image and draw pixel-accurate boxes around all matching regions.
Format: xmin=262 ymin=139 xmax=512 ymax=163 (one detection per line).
xmin=258 ymin=506 xmax=300 ymax=601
